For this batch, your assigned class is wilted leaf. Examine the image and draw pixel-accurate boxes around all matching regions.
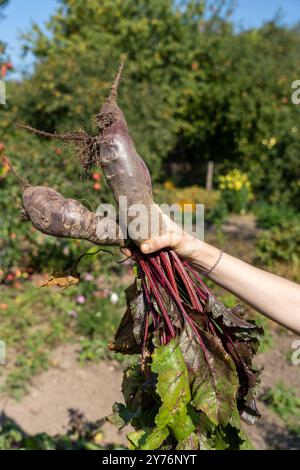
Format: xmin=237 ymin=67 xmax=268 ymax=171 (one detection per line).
xmin=122 ymin=365 xmax=144 ymax=407
xmin=157 ymin=286 xmax=182 ymax=329
xmin=106 ymin=403 xmax=140 ymax=430
xmin=205 ymin=293 xmax=262 ymax=334
xmin=108 ymin=308 xmax=140 ymax=354
xmin=204 ymin=293 xmax=263 ymax=424
xmin=125 ymin=281 xmax=146 ymax=345
xmin=180 ymin=323 xmax=239 ymax=426
xmin=109 ymin=280 xmax=146 ymax=354
xmin=196 ymin=413 xmax=253 ymax=450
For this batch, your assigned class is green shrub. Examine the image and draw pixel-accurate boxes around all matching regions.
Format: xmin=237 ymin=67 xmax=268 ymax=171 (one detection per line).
xmin=205 ymin=198 xmax=228 ymax=228
xmin=218 ymin=170 xmax=252 ymax=214
xmin=254 ymin=203 xmax=299 ymax=230
xmin=261 ymin=382 xmax=300 ymax=435
xmin=154 ymin=183 xmax=220 ymax=220
xmin=256 ymin=221 xmax=300 ymax=265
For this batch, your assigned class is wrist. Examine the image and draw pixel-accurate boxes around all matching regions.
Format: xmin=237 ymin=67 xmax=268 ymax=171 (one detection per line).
xmin=177 ymin=238 xmax=222 ymax=275
xmin=175 ymin=235 xmax=204 ymax=260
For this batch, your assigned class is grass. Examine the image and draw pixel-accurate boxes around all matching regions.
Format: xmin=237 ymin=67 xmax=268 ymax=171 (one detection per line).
xmin=261 ymin=382 xmax=300 ymax=436
xmin=0 ymin=283 xmax=75 ymax=399
xmin=0 ymin=258 xmax=129 ymax=399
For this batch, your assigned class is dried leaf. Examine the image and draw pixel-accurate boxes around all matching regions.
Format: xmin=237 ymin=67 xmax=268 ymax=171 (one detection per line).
xmin=109 ymin=281 xmax=145 ymax=354
xmin=108 ymin=308 xmax=140 ymax=354
xmin=41 ymin=273 xmax=80 ymax=289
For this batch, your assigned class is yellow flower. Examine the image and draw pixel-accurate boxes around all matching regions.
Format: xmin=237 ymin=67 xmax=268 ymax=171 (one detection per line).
xmin=163 ymin=180 xmax=175 ymax=190
xmin=93 ymin=432 xmax=104 ymax=445
xmin=218 ymin=169 xmax=252 ymax=193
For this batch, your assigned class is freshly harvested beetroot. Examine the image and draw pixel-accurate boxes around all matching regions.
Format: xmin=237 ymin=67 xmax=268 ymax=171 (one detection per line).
xmin=15 ymin=61 xmax=263 ymax=450
xmin=97 ymin=70 xmax=163 ymax=241
xmin=22 ymin=186 xmax=124 ymax=246
xmin=17 ymin=60 xmax=163 ymax=243
xmin=6 ymin=158 xmax=124 ymax=246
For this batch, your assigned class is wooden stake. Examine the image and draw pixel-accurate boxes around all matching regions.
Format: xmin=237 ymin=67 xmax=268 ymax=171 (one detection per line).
xmin=206 ymin=160 xmax=214 ymax=191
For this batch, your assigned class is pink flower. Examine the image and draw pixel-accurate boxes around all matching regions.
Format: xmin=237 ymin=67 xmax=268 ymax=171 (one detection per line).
xmin=76 ymin=294 xmax=86 ymax=304
xmin=68 ymin=310 xmax=78 ymax=318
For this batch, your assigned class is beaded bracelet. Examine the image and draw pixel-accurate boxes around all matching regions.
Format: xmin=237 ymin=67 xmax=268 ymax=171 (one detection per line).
xmin=203 ymin=250 xmax=224 ymax=277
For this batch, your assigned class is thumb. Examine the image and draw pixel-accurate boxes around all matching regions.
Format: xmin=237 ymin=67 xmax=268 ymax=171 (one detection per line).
xmin=140 ymin=236 xmax=169 ymax=254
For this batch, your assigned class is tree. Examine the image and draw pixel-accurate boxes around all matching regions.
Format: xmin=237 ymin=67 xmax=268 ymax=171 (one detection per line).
xmin=0 ymin=0 xmax=9 ymax=59
xmin=14 ymin=0 xmax=233 ymax=176
xmin=169 ymin=22 xmax=300 ymax=207
xmin=0 ymin=0 xmax=11 ymax=78
xmin=2 ymin=0 xmax=300 ymax=206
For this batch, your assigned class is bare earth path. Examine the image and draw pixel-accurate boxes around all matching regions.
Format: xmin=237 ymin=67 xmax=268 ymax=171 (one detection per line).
xmin=243 ymin=331 xmax=300 ymax=449
xmin=0 ymin=344 xmax=127 ymax=447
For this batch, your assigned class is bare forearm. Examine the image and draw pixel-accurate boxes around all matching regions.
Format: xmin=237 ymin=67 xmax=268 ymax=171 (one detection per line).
xmin=187 ymin=239 xmax=300 ymax=335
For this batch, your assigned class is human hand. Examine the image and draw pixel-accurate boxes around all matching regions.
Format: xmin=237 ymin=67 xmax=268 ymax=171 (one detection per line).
xmin=122 ymin=205 xmax=201 ymax=260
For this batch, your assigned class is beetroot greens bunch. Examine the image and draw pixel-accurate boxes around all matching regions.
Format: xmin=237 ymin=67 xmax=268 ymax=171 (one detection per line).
xmin=108 ymin=245 xmax=262 ymax=450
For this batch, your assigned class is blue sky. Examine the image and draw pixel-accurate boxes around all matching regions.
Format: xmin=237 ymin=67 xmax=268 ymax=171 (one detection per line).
xmin=1 ymin=0 xmax=299 ymax=77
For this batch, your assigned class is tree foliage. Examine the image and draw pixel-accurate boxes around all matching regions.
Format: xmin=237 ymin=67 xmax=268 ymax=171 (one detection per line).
xmin=1 ymin=0 xmax=300 ymax=209
xmin=173 ymin=22 xmax=300 ymax=206
xmin=0 ymin=0 xmax=9 ymax=59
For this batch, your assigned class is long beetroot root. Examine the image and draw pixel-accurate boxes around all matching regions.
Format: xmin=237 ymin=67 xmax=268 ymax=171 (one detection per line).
xmin=23 ymin=186 xmax=125 ymax=246
xmin=6 ymin=158 xmax=124 ymax=246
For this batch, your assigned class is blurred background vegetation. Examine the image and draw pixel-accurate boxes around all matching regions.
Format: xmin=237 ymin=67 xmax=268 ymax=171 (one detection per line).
xmin=0 ymin=0 xmax=300 ymax=273
xmin=0 ymin=0 xmax=300 ymax=450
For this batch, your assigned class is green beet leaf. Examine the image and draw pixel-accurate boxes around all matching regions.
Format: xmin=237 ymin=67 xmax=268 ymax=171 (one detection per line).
xmin=151 ymin=338 xmax=195 ymax=441
xmin=180 ymin=323 xmax=240 ymax=426
xmin=127 ymin=427 xmax=169 ymax=450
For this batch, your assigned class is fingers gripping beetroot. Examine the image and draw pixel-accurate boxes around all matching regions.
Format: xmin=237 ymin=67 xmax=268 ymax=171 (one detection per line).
xmin=15 ymin=61 xmax=263 ymax=450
